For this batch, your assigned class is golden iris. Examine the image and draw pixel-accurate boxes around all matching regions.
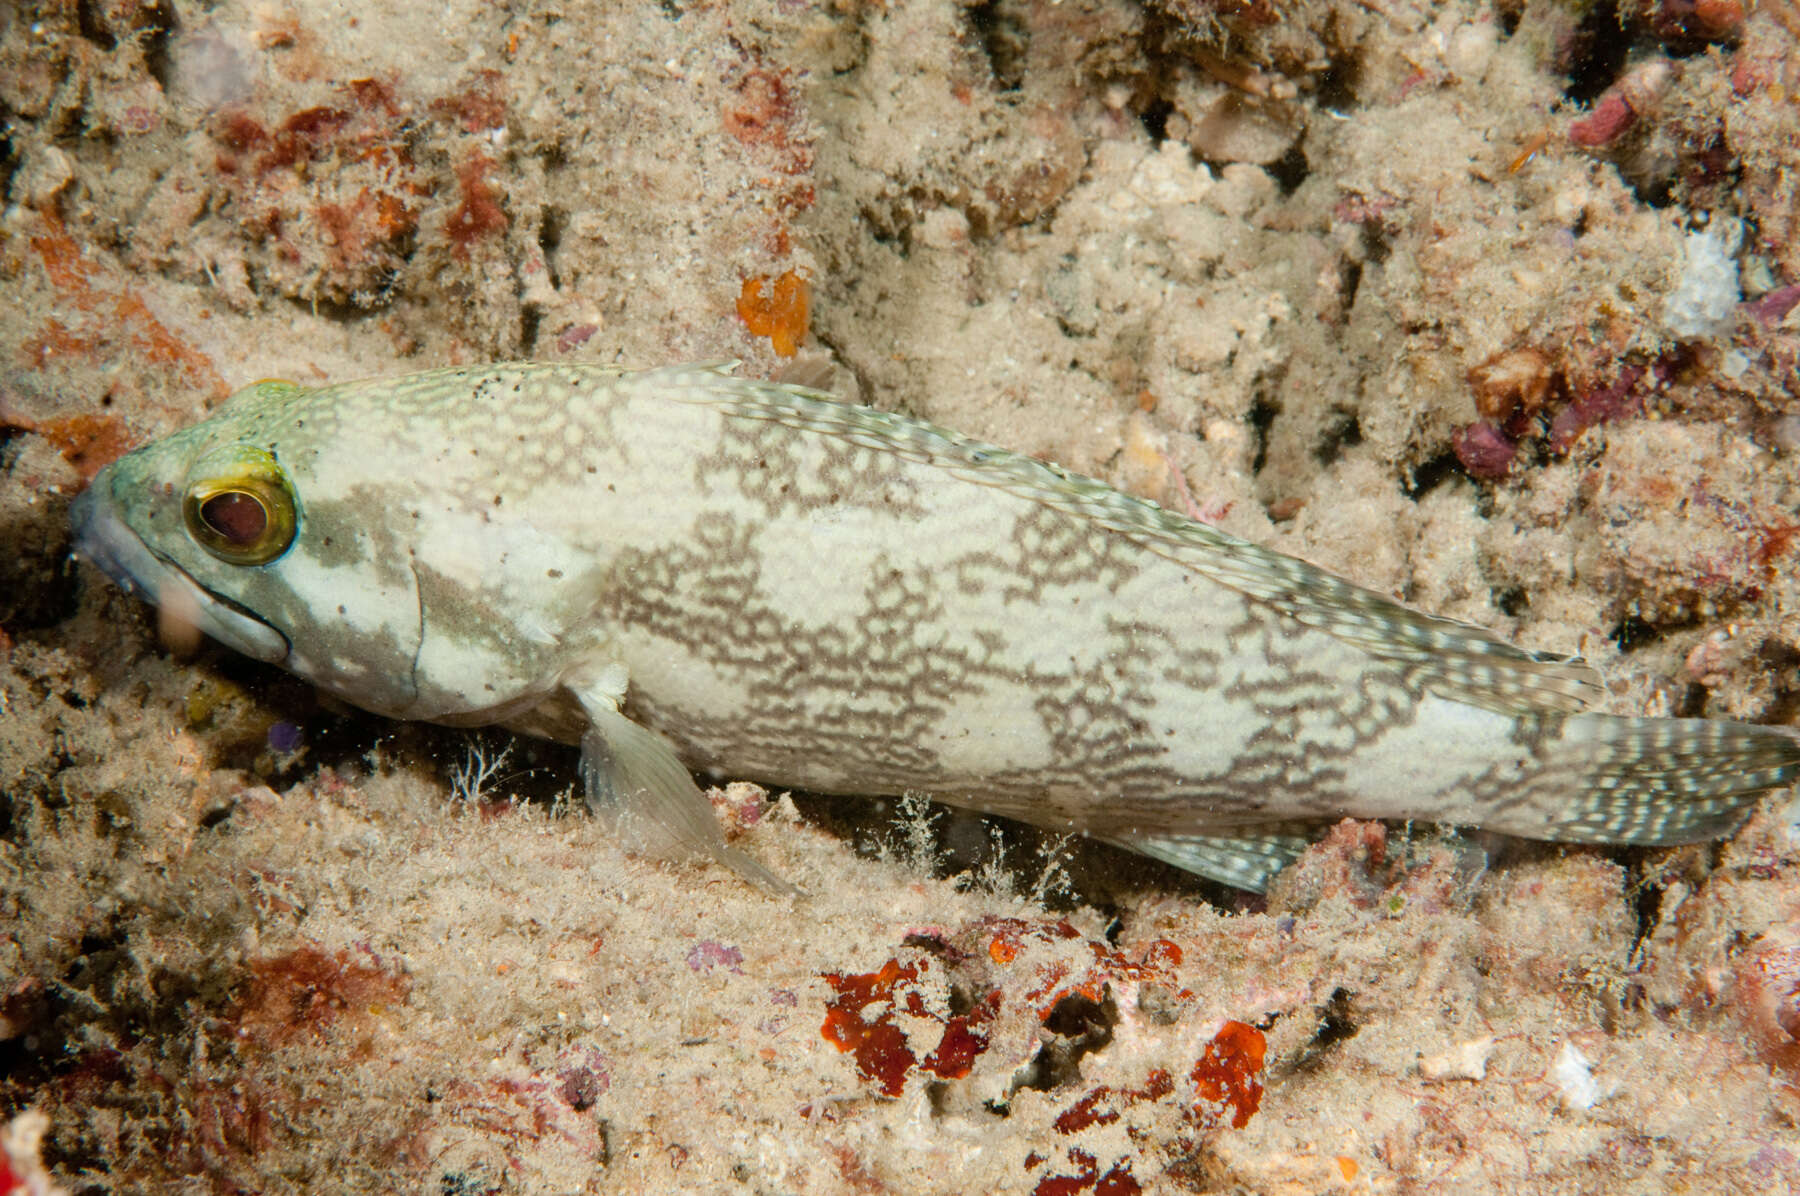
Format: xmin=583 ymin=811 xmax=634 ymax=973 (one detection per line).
xmin=182 ymin=445 xmax=298 ymax=565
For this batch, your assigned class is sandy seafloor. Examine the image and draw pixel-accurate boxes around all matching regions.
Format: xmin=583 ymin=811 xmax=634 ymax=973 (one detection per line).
xmin=4 ymin=0 xmax=1800 ymax=1191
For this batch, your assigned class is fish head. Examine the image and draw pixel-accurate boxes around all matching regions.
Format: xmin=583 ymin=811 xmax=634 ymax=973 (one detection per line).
xmin=70 ymin=379 xmax=428 ymax=717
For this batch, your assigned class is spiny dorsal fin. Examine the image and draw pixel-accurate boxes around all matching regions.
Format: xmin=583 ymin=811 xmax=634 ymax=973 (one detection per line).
xmin=653 ymin=367 xmax=1601 ymax=717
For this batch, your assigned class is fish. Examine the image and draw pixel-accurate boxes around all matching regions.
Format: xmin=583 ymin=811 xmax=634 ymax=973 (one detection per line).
xmin=67 ymin=361 xmax=1800 ymax=893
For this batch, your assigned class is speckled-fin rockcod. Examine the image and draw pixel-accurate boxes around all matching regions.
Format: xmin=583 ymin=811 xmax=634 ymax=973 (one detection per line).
xmin=69 ymin=362 xmax=1800 ymax=892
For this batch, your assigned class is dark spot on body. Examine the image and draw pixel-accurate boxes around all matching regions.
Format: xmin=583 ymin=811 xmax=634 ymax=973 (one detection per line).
xmin=493 ymin=495 xmax=503 ymax=506
xmin=547 ymin=568 xmax=563 ymax=578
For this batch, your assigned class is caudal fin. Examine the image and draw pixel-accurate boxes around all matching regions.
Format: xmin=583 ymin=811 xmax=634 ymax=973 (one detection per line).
xmin=1513 ymin=713 xmax=1800 ymax=845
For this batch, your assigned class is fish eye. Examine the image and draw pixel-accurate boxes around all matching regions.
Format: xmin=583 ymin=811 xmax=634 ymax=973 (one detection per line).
xmin=182 ymin=446 xmax=297 ymax=565
xmin=199 ymin=491 xmax=268 ymax=543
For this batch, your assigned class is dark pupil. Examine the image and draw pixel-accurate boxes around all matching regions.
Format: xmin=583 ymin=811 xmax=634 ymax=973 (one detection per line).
xmin=200 ymin=491 xmax=267 ymax=545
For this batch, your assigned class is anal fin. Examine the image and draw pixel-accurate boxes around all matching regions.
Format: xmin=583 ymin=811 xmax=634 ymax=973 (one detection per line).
xmin=576 ymin=693 xmax=796 ymax=896
xmin=1101 ymin=826 xmax=1315 ymax=893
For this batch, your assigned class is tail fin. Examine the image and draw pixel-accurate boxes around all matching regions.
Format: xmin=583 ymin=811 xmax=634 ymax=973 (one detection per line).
xmin=1519 ymin=714 xmax=1800 ymax=845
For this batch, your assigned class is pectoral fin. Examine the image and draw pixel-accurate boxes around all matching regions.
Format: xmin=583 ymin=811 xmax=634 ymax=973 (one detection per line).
xmin=576 ymin=692 xmax=795 ymax=895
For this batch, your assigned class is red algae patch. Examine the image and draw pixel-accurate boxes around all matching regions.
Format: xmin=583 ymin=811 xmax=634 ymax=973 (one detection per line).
xmin=737 ymin=270 xmax=811 ymax=357
xmin=231 ymin=944 xmax=411 ymax=1048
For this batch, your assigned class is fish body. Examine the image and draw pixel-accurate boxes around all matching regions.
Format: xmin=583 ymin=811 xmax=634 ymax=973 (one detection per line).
xmin=69 ymin=363 xmax=1800 ymax=891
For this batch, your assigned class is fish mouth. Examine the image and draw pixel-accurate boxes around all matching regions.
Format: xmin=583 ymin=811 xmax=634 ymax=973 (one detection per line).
xmin=69 ymin=481 xmax=291 ymax=664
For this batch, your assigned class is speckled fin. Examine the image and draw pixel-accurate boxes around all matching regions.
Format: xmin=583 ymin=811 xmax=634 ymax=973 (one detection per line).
xmin=576 ymin=695 xmax=796 ymax=895
xmin=651 ymin=368 xmax=1602 ymax=717
xmin=1525 ymin=712 xmax=1800 ymax=845
xmin=1102 ymin=827 xmax=1316 ymax=892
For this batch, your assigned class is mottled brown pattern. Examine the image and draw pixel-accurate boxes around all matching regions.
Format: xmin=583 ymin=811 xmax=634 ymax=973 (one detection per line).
xmin=995 ymin=502 xmax=1140 ymax=604
xmin=600 ymin=510 xmax=987 ymax=782
xmin=592 ymin=402 xmax=1449 ymax=835
xmin=693 ymin=415 xmax=928 ymax=521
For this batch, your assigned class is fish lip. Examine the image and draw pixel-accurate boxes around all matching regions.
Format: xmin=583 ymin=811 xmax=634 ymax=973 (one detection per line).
xmin=69 ymin=481 xmax=292 ymax=665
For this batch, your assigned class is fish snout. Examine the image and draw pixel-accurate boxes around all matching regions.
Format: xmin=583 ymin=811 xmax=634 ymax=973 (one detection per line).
xmin=67 ymin=475 xmax=293 ymax=664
